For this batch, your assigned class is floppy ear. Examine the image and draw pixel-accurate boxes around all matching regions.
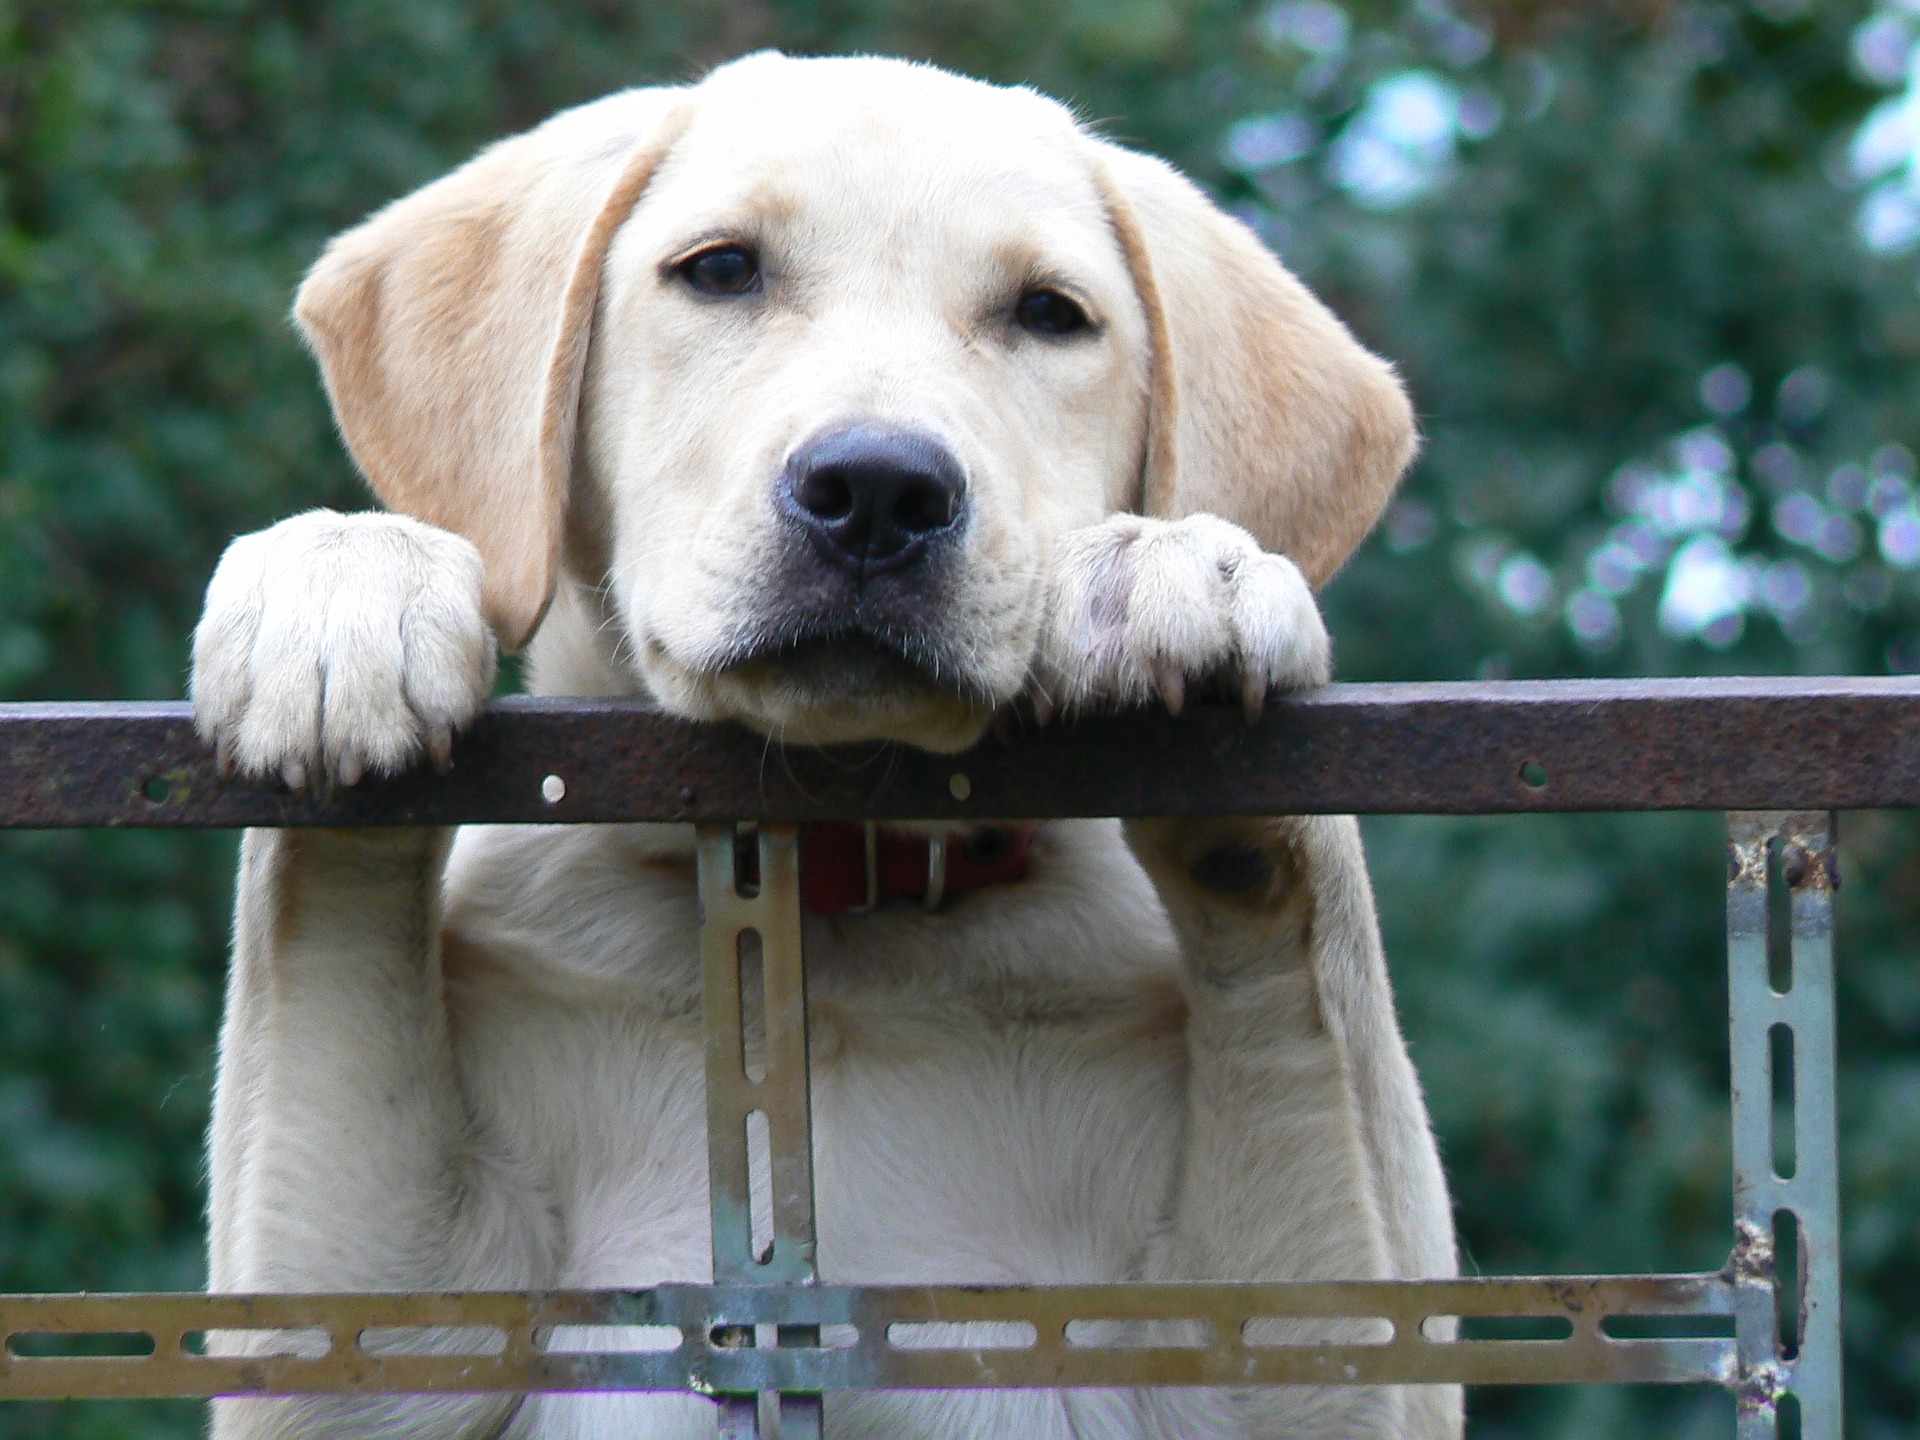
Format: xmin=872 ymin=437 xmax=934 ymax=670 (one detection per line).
xmin=294 ymin=89 xmax=692 ymax=649
xmin=1089 ymin=142 xmax=1417 ymax=586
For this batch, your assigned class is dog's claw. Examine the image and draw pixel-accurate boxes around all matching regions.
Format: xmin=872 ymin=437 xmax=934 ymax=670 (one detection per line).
xmin=1242 ymin=673 xmax=1267 ymax=726
xmin=280 ymin=758 xmax=308 ymax=792
xmin=1155 ymin=663 xmax=1186 ymax=716
xmin=215 ymin=736 xmax=236 ymax=782
xmin=336 ymin=753 xmax=364 ymax=789
xmin=1028 ymin=687 xmax=1055 ymax=728
xmin=428 ymin=725 xmax=455 ymax=773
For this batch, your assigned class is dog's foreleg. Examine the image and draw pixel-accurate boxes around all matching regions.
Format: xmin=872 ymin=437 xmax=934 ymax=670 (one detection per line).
xmin=1030 ymin=513 xmax=1460 ymax=1435
xmin=209 ymin=826 xmax=543 ymax=1439
xmin=194 ymin=511 xmax=537 ymax=1437
xmin=214 ymin=825 xmax=543 ymax=1290
xmin=1122 ymin=813 xmax=1461 ymax=1440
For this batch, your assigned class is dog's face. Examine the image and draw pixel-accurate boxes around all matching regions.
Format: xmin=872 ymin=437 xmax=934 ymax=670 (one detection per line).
xmin=587 ymin=59 xmax=1148 ymax=749
xmin=293 ymin=53 xmax=1415 ymax=752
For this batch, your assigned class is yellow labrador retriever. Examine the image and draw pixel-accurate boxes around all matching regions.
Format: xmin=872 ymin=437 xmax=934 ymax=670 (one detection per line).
xmin=190 ymin=51 xmax=1460 ymax=1439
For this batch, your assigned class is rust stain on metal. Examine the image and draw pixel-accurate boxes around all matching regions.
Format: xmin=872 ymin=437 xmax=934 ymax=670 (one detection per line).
xmin=1729 ymin=1219 xmax=1775 ymax=1288
xmin=1735 ymin=1359 xmax=1787 ymax=1417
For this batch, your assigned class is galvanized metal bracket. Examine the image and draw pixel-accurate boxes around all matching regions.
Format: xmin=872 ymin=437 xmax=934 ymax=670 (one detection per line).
xmin=1726 ymin=813 xmax=1843 ymax=1439
xmin=698 ymin=824 xmax=822 ymax=1440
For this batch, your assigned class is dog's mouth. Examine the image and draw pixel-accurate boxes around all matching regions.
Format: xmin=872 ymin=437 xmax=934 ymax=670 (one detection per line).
xmin=718 ymin=630 xmax=946 ymax=699
xmin=684 ymin=621 xmax=996 ymax=752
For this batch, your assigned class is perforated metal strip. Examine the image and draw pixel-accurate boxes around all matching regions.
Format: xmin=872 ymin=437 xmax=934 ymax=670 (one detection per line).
xmin=699 ymin=824 xmax=822 ymax=1439
xmin=1727 ymin=813 xmax=1844 ymax=1438
xmin=0 ymin=1275 xmax=1735 ymax=1399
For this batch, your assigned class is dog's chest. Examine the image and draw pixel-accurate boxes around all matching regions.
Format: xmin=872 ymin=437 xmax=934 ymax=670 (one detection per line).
xmin=441 ymin=826 xmax=1201 ymax=1438
xmin=457 ymin=979 xmax=1188 ymax=1291
xmin=480 ymin=1006 xmax=1192 ymax=1440
xmin=442 ymin=821 xmax=1191 ymax=1292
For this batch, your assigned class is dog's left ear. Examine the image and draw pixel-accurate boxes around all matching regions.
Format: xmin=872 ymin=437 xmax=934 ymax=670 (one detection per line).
xmin=1090 ymin=142 xmax=1417 ymax=585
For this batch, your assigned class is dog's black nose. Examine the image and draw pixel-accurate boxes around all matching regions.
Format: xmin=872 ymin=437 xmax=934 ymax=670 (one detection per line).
xmin=784 ymin=427 xmax=966 ymax=575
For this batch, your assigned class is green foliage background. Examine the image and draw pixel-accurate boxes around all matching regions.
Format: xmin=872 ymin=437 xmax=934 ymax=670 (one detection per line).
xmin=4 ymin=1 xmax=1920 ymax=1435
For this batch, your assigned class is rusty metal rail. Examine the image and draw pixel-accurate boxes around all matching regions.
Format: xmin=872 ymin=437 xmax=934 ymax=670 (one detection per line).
xmin=3 ymin=675 xmax=1918 ymax=827
xmin=0 ymin=678 xmax=1885 ymax=1438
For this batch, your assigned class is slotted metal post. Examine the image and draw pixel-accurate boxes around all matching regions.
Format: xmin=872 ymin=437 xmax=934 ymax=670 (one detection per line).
xmin=698 ymin=824 xmax=824 ymax=1440
xmin=1727 ymin=813 xmax=1843 ymax=1439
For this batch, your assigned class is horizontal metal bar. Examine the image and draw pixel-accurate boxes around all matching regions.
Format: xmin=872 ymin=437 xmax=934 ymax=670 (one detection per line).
xmin=0 ymin=1276 xmax=1737 ymax=1399
xmin=3 ymin=677 xmax=1919 ymax=827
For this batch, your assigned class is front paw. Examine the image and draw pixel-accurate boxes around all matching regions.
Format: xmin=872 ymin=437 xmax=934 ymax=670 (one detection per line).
xmin=191 ymin=510 xmax=497 ymax=789
xmin=1030 ymin=514 xmax=1330 ymax=721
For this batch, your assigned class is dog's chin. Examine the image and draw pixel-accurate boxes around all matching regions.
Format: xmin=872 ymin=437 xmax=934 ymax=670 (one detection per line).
xmin=663 ymin=636 xmax=997 ymax=753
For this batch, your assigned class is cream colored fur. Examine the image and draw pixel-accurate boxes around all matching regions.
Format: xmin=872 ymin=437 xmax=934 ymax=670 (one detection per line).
xmin=190 ymin=52 xmax=1460 ymax=1439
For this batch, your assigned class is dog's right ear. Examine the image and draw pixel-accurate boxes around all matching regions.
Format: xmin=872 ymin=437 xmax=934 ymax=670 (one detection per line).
xmin=294 ymin=90 xmax=692 ymax=650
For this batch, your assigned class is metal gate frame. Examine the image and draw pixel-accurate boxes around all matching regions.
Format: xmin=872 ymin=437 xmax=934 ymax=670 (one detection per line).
xmin=2 ymin=675 xmax=1905 ymax=1437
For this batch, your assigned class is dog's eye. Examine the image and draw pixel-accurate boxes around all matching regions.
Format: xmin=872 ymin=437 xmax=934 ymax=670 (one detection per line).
xmin=676 ymin=245 xmax=761 ymax=297
xmin=1014 ymin=288 xmax=1091 ymax=337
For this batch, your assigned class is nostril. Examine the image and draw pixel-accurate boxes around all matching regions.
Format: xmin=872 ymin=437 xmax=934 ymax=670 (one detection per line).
xmin=893 ymin=478 xmax=956 ymax=534
xmin=798 ymin=470 xmax=856 ymax=523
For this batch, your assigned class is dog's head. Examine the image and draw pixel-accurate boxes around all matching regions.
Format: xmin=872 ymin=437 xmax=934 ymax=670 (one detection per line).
xmin=295 ymin=53 xmax=1413 ymax=751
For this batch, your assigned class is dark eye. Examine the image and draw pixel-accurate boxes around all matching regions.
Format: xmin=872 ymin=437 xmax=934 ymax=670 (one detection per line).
xmin=1014 ymin=288 xmax=1090 ymax=336
xmin=676 ymin=244 xmax=760 ymax=296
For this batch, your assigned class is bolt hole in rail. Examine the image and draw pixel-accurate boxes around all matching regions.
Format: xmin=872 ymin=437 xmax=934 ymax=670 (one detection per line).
xmin=2 ymin=675 xmax=1907 ymax=1437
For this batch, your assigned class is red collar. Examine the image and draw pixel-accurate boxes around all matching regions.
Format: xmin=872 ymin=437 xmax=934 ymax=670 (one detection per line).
xmin=737 ymin=822 xmax=1036 ymax=916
